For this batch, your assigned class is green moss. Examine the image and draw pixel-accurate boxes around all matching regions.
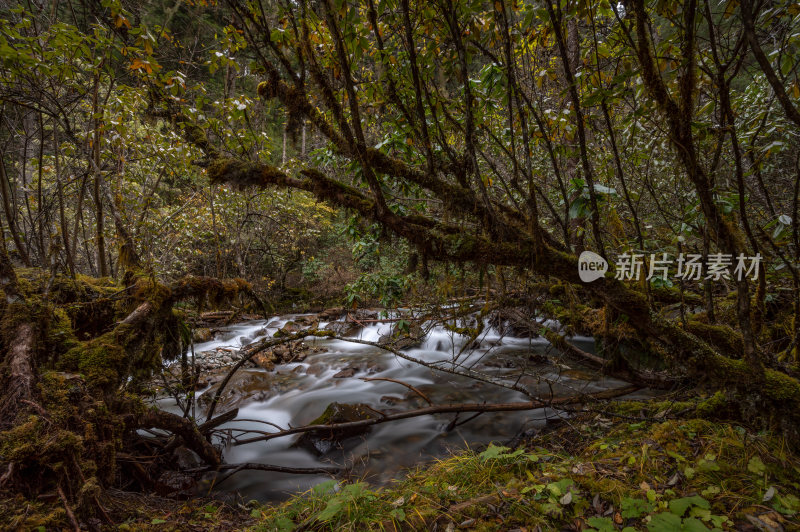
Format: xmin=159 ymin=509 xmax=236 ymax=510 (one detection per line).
xmin=696 ymin=391 xmax=728 ymax=417
xmin=686 ymin=320 xmax=743 ymax=357
xmin=60 ymin=340 xmax=127 ymax=391
xmin=254 ymin=415 xmax=800 ymax=531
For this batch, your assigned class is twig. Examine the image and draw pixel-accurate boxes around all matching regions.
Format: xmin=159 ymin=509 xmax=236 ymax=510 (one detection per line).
xmin=361 ymin=377 xmax=432 ymax=405
xmin=198 ymin=408 xmax=239 ymax=434
xmin=0 ymin=462 xmax=14 ymax=488
xmin=204 ymin=331 xmax=311 ymax=422
xmin=57 ymin=485 xmax=80 ymax=532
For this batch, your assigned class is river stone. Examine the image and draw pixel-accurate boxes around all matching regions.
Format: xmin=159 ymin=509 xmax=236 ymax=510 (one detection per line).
xmin=333 ymin=367 xmax=356 ymax=378
xmin=193 ymin=328 xmax=214 ymax=343
xmin=352 ymin=309 xmax=379 ymax=321
xmin=173 ymin=446 xmax=202 ymax=470
xmin=199 ymin=370 xmax=285 ymax=410
xmin=274 ymin=321 xmax=302 ymax=337
xmin=378 ymin=323 xmax=424 ymax=350
xmin=325 ymin=320 xmax=362 ymax=337
xmin=253 ymin=351 xmax=276 ymax=370
xmin=318 ymin=307 xmax=344 ymax=320
xmin=305 ymin=363 xmax=327 ymax=377
xmin=156 ymin=470 xmax=195 ymax=494
xmin=295 ymin=315 xmax=319 ymax=328
xmin=292 ymin=402 xmax=379 ymax=455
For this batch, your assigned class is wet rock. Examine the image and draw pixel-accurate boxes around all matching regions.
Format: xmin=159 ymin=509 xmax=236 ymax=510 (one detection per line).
xmin=488 ymin=308 xmax=540 ymax=338
xmin=173 ymin=446 xmax=202 ymax=470
xmin=193 ymin=328 xmax=214 ymax=343
xmin=318 ymin=307 xmax=344 ymax=320
xmin=239 ymin=335 xmax=253 ymax=347
xmin=156 ymin=470 xmax=195 ymax=494
xmin=325 ymin=320 xmax=362 ymax=337
xmin=292 ymin=402 xmax=380 ymax=455
xmin=353 ymin=309 xmax=379 ymax=321
xmin=333 ymin=367 xmax=357 ymax=378
xmin=305 ymin=363 xmax=327 ymax=377
xmin=379 ymin=322 xmax=425 ymax=350
xmin=252 ymin=351 xmax=276 ymax=370
xmin=295 ymin=315 xmax=320 ymax=328
xmin=274 ymin=320 xmax=302 ymax=337
xmin=380 ymin=395 xmax=402 ymax=406
xmin=198 ymin=370 xmax=286 ymax=410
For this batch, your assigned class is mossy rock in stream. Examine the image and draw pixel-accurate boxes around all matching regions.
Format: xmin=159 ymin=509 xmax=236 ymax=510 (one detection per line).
xmin=292 ymin=402 xmax=379 ymax=455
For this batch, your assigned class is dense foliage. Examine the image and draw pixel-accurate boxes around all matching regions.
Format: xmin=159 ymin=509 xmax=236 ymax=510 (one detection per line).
xmin=2 ymin=0 xmax=800 ymax=529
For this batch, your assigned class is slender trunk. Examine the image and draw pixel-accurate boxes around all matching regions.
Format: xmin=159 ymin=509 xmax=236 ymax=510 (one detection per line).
xmin=0 ymin=152 xmax=30 ymax=267
xmin=53 ymin=125 xmax=75 ymax=276
xmin=92 ymin=72 xmax=108 ymax=277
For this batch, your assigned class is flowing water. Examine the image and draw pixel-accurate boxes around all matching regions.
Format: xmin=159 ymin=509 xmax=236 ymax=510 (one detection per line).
xmin=160 ymin=313 xmax=650 ymax=502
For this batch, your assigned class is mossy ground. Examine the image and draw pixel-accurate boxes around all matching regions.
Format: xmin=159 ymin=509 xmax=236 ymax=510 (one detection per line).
xmin=249 ymin=404 xmax=800 ymax=531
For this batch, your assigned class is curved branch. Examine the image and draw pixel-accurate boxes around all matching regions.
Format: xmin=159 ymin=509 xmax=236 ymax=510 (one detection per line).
xmin=232 ymin=385 xmax=640 ymax=446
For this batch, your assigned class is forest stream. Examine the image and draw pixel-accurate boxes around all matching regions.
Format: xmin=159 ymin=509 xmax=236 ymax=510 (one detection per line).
xmin=157 ymin=314 xmax=656 ymax=502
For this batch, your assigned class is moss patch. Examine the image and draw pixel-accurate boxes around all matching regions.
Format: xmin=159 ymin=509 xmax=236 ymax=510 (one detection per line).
xmin=252 ymin=413 xmax=800 ymax=531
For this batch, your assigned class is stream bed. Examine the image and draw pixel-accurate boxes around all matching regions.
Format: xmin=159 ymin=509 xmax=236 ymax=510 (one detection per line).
xmin=159 ymin=313 xmax=652 ymax=502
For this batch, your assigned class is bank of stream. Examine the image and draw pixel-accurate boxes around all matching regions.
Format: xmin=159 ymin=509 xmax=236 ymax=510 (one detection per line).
xmin=157 ymin=311 xmax=658 ymax=503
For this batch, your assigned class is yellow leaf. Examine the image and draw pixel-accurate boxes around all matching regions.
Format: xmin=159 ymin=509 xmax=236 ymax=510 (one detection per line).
xmin=723 ymin=0 xmax=739 ymax=18
xmin=115 ymin=14 xmax=131 ymax=29
xmin=129 ymin=58 xmax=143 ymax=70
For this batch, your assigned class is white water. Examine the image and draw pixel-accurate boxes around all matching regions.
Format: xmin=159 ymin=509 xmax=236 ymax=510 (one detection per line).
xmin=168 ymin=313 xmax=643 ymax=501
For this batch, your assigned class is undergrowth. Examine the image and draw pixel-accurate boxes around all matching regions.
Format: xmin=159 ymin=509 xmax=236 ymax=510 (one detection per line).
xmin=251 ymin=413 xmax=800 ymax=531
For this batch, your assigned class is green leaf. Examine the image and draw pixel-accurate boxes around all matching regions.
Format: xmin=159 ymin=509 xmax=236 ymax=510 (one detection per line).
xmin=669 ymin=496 xmax=710 ymax=517
xmin=151 ymin=518 xmax=167 ymax=524
xmin=587 ymin=516 xmax=616 ymax=532
xmin=648 ymin=512 xmax=682 ymax=531
xmin=274 ymin=516 xmax=296 ymax=531
xmin=748 ymin=456 xmax=766 ymax=474
xmin=315 ymin=498 xmax=343 ymax=522
xmin=621 ymin=497 xmax=654 ymax=518
xmin=479 ymin=443 xmax=511 ymax=461
xmin=682 ymin=517 xmax=711 ymax=531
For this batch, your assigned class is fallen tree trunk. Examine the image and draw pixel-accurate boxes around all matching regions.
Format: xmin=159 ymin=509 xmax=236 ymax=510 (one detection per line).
xmin=231 ymin=384 xmax=640 ymax=446
xmin=0 ymin=239 xmax=37 ymax=431
xmin=132 ymin=408 xmax=221 ymax=467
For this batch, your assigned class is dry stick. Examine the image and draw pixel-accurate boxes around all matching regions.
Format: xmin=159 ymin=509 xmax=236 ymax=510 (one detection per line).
xmin=198 ymin=408 xmax=239 ymax=434
xmin=322 ymin=334 xmax=536 ymax=398
xmin=212 ymin=462 xmax=339 ymax=476
xmin=197 ymin=462 xmax=340 ymax=493
xmin=232 ymin=385 xmax=639 ymax=446
xmin=204 ymin=331 xmax=311 ymax=422
xmin=361 ymin=377 xmax=432 ymax=405
xmin=0 ymin=462 xmax=13 ymax=488
xmin=57 ymin=485 xmax=80 ymax=532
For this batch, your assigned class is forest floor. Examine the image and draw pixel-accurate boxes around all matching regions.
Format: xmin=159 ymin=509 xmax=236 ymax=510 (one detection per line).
xmin=96 ymin=396 xmax=800 ymax=531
